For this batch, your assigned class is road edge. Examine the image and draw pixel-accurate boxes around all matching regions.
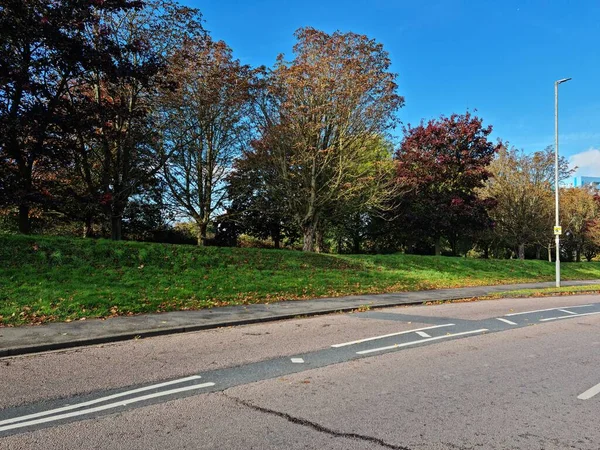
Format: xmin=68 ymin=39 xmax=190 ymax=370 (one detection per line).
xmin=3 ymin=280 xmax=600 ymax=358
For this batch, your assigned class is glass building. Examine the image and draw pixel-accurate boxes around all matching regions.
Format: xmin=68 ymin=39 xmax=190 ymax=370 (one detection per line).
xmin=572 ymin=176 xmax=600 ymax=188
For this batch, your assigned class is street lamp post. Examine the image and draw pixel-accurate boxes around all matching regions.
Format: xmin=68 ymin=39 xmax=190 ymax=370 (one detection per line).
xmin=554 ymin=77 xmax=571 ymax=288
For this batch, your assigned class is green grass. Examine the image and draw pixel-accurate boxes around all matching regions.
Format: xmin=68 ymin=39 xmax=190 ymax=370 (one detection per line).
xmin=494 ymin=284 xmax=600 ymax=298
xmin=2 ymin=234 xmax=600 ymax=326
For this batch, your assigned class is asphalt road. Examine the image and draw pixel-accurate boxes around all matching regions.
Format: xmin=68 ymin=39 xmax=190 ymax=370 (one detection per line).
xmin=1 ymin=294 xmax=600 ymax=449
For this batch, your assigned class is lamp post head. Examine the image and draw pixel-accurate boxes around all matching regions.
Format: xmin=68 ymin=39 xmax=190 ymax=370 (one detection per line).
xmin=556 ymin=77 xmax=572 ymax=85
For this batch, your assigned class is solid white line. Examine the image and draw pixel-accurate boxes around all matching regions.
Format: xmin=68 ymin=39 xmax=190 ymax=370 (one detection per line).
xmin=0 ymin=375 xmax=203 ymax=427
xmin=331 ymin=324 xmax=455 ymax=348
xmin=558 ymin=309 xmax=577 ymax=315
xmin=0 ymin=382 xmax=215 ymax=433
xmin=505 ymin=305 xmax=592 ymax=317
xmin=356 ymin=329 xmax=488 ymax=355
xmin=290 ymin=358 xmax=304 ymax=363
xmin=496 ymin=318 xmax=518 ymax=326
xmin=578 ymin=382 xmax=600 ymax=400
xmin=539 ymin=311 xmax=600 ymax=322
xmin=415 ymin=331 xmax=431 ymax=338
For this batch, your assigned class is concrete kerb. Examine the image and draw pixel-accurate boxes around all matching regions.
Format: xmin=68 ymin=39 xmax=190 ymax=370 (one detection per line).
xmin=0 ymin=313 xmax=332 ymax=358
xmin=1 ymin=279 xmax=599 ymax=358
xmin=0 ymin=304 xmax=410 ymax=358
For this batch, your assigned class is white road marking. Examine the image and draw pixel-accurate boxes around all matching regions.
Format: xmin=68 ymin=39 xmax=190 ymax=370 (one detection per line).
xmin=505 ymin=305 xmax=592 ymax=317
xmin=415 ymin=331 xmax=431 ymax=338
xmin=496 ymin=318 xmax=518 ymax=326
xmin=578 ymin=382 xmax=600 ymax=400
xmin=0 ymin=382 xmax=215 ymax=433
xmin=558 ymin=309 xmax=577 ymax=315
xmin=331 ymin=324 xmax=455 ymax=348
xmin=0 ymin=375 xmax=203 ymax=427
xmin=291 ymin=358 xmax=304 ymax=363
xmin=356 ymin=329 xmax=488 ymax=355
xmin=539 ymin=311 xmax=600 ymax=322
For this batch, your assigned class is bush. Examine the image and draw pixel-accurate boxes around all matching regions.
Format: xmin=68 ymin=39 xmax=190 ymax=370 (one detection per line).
xmin=238 ymin=234 xmax=275 ymax=249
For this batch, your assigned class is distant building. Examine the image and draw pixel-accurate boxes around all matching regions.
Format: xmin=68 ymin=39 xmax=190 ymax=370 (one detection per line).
xmin=572 ymin=176 xmax=600 ymax=189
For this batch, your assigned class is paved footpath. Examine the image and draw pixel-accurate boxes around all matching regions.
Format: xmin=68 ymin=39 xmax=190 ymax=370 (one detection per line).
xmin=1 ymin=279 xmax=598 ymax=357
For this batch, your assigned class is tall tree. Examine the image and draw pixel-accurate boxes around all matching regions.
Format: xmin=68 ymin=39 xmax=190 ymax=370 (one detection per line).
xmin=0 ymin=0 xmax=141 ymax=234
xmin=162 ymin=36 xmax=257 ymax=245
xmin=227 ymin=149 xmax=299 ymax=249
xmin=323 ymin=136 xmax=397 ymax=253
xmin=481 ymin=145 xmax=572 ymax=260
xmin=255 ymin=28 xmax=403 ymax=251
xmin=583 ymin=192 xmax=600 ymax=261
xmin=396 ymin=112 xmax=499 ymax=256
xmin=69 ymin=0 xmax=204 ymax=240
xmin=560 ymin=187 xmax=599 ymax=262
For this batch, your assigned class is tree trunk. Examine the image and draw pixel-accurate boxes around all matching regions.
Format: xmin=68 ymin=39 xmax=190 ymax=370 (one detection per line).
xmin=197 ymin=222 xmax=208 ymax=246
xmin=109 ymin=198 xmax=127 ymax=241
xmin=273 ymin=235 xmax=281 ymax=249
xmin=83 ymin=215 xmax=93 ymax=238
xmin=483 ymin=245 xmax=489 ymax=259
xmin=18 ymin=204 xmax=31 ymax=234
xmin=518 ymin=243 xmax=525 ymax=260
xmin=315 ymin=229 xmax=325 ymax=253
xmin=302 ymin=223 xmax=316 ymax=252
xmin=352 ymin=236 xmax=361 ymax=254
xmin=535 ymin=245 xmax=541 ymax=260
xmin=16 ymin=148 xmax=33 ymax=235
xmin=548 ymin=243 xmax=552 ymax=262
xmin=111 ymin=215 xmax=123 ymax=241
xmin=576 ymin=248 xmax=581 ymax=263
xmin=434 ymin=237 xmax=442 ymax=256
xmin=302 ymin=157 xmax=319 ymax=253
xmin=449 ymin=236 xmax=457 ymax=256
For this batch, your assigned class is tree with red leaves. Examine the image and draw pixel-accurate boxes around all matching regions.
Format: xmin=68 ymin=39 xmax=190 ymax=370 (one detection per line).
xmin=396 ymin=112 xmax=500 ymax=255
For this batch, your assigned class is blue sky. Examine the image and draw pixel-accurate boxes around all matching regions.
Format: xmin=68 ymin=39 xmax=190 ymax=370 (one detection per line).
xmin=188 ymin=0 xmax=599 ymax=175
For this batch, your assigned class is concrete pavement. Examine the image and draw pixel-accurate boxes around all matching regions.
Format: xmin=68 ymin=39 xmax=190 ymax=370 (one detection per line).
xmin=1 ymin=279 xmax=599 ymax=357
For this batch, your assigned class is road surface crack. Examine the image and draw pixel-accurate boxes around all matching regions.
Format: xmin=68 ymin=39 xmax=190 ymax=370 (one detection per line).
xmin=222 ymin=393 xmax=412 ymax=450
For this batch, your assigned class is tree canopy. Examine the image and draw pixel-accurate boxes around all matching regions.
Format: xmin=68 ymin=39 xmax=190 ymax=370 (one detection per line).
xmin=1 ymin=4 xmax=598 ymax=260
xmin=396 ymin=112 xmax=499 ymax=255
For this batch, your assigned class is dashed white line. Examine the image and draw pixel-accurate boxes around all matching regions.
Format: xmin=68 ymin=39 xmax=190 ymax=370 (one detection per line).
xmin=496 ymin=318 xmax=518 ymax=326
xmin=558 ymin=309 xmax=577 ymax=315
xmin=505 ymin=305 xmax=592 ymax=317
xmin=539 ymin=311 xmax=600 ymax=322
xmin=0 ymin=382 xmax=215 ymax=433
xmin=290 ymin=358 xmax=304 ymax=364
xmin=356 ymin=329 xmax=488 ymax=355
xmin=331 ymin=324 xmax=455 ymax=348
xmin=578 ymin=382 xmax=600 ymax=400
xmin=0 ymin=375 xmax=203 ymax=427
xmin=415 ymin=331 xmax=431 ymax=338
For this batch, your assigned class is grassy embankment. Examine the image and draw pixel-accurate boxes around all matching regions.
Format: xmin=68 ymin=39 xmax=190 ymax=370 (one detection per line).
xmin=1 ymin=234 xmax=600 ymax=326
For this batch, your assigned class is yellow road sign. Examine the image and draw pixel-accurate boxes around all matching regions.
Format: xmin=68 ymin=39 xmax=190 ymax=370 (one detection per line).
xmin=554 ymin=226 xmax=562 ymax=235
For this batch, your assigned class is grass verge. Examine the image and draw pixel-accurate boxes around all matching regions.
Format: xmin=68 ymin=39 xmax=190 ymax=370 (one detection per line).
xmin=493 ymin=284 xmax=600 ymax=298
xmin=423 ymin=284 xmax=600 ymax=306
xmin=2 ymin=234 xmax=600 ymax=326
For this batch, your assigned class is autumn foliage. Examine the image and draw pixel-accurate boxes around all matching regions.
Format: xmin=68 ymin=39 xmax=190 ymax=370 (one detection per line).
xmin=249 ymin=28 xmax=403 ymax=251
xmin=395 ymin=113 xmax=499 ymax=255
xmin=1 ymin=2 xmax=598 ymax=259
